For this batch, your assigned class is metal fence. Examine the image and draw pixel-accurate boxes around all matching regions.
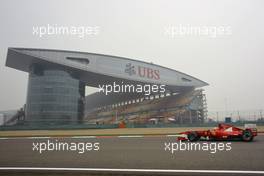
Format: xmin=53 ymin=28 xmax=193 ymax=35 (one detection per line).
xmin=207 ymin=110 xmax=264 ymax=122
xmin=1 ymin=121 xmax=264 ymax=131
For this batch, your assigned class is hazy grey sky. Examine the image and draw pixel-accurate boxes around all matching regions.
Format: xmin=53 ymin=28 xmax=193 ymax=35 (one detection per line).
xmin=0 ymin=0 xmax=263 ymax=112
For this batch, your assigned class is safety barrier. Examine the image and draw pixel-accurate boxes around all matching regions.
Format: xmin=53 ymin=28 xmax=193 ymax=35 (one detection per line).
xmin=1 ymin=121 xmax=264 ymax=131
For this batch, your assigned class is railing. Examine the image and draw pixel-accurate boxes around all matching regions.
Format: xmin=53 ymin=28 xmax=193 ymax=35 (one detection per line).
xmin=0 ymin=121 xmax=263 ymax=131
xmin=208 ymin=110 xmax=264 ymax=122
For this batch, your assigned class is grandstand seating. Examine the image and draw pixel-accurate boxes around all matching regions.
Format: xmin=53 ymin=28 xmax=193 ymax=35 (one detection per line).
xmin=85 ymin=89 xmax=206 ymax=124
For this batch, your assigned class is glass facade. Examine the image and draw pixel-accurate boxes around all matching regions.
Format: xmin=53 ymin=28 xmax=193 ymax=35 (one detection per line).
xmin=25 ymin=64 xmax=85 ymax=125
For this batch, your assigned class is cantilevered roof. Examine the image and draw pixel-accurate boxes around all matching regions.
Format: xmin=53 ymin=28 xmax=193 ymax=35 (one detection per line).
xmin=6 ymin=47 xmax=208 ymax=91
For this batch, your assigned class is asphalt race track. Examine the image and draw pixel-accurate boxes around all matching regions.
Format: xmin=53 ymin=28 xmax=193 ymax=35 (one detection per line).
xmin=0 ymin=135 xmax=263 ymax=175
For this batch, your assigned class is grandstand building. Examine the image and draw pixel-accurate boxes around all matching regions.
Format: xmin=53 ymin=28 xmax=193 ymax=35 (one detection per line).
xmin=5 ymin=47 xmax=208 ymax=125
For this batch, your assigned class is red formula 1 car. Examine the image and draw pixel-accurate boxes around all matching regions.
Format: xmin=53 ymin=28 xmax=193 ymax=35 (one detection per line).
xmin=178 ymin=123 xmax=257 ymax=142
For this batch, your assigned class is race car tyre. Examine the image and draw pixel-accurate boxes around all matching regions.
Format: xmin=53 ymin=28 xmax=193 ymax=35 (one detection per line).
xmin=187 ymin=131 xmax=199 ymax=142
xmin=242 ymin=129 xmax=253 ymax=142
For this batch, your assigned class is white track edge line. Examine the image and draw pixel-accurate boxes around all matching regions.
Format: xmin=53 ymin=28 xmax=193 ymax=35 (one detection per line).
xmin=0 ymin=167 xmax=263 ymax=174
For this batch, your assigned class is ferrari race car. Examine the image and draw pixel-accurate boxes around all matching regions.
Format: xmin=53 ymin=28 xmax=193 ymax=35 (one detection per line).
xmin=178 ymin=123 xmax=257 ymax=142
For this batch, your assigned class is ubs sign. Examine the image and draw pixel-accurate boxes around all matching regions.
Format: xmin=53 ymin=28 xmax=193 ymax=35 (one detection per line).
xmin=125 ymin=63 xmax=160 ymax=80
